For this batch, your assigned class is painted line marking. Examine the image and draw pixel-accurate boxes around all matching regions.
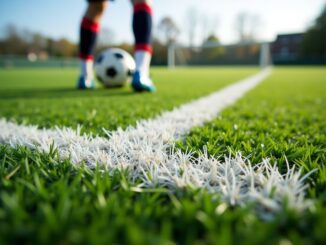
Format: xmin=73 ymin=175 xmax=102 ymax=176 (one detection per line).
xmin=0 ymin=68 xmax=314 ymax=218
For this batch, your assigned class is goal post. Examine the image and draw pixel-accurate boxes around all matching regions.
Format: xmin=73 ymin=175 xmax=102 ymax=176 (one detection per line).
xmin=167 ymin=41 xmax=272 ymax=68
xmin=259 ymin=42 xmax=272 ymax=67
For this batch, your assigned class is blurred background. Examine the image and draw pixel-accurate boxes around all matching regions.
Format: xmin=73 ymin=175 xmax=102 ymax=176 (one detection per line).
xmin=0 ymin=0 xmax=325 ymax=67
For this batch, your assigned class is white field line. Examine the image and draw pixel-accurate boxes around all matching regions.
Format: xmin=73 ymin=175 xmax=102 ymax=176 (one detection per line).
xmin=0 ymin=68 xmax=314 ymax=219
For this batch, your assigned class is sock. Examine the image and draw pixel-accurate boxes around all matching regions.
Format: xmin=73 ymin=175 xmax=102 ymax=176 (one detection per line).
xmin=80 ymin=60 xmax=94 ymax=80
xmin=134 ymin=51 xmax=151 ymax=77
xmin=79 ymin=17 xmax=100 ymax=79
xmin=133 ymin=3 xmax=153 ymax=77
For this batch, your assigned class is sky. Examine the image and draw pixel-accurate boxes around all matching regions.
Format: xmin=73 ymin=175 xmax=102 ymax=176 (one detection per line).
xmin=0 ymin=0 xmax=325 ymax=45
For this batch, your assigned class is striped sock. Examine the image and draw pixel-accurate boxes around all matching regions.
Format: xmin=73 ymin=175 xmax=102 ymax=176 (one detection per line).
xmin=79 ymin=17 xmax=100 ymax=79
xmin=133 ymin=3 xmax=153 ymax=77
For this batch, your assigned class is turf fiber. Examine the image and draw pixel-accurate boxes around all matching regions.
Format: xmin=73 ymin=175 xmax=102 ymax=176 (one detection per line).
xmin=0 ymin=67 xmax=325 ymax=244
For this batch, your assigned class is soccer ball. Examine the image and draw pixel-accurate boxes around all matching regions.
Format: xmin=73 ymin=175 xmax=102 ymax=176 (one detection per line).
xmin=94 ymin=48 xmax=136 ymax=88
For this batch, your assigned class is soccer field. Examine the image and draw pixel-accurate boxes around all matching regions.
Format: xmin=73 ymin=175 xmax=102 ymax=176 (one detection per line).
xmin=0 ymin=67 xmax=325 ymax=244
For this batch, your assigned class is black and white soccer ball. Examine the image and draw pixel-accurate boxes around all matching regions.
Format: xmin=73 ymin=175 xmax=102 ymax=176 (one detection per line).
xmin=94 ymin=48 xmax=136 ymax=88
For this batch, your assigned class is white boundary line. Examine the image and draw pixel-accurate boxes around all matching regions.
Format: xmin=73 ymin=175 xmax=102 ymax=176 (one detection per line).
xmin=0 ymin=68 xmax=314 ymax=219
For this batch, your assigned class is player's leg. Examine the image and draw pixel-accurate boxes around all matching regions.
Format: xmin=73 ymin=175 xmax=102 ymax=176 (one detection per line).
xmin=78 ymin=0 xmax=108 ymax=89
xmin=131 ymin=0 xmax=156 ymax=92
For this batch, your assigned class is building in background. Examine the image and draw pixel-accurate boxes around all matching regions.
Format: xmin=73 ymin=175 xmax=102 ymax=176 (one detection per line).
xmin=271 ymin=33 xmax=304 ymax=64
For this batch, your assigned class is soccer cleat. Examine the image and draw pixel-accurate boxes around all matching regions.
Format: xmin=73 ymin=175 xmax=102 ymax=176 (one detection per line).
xmin=77 ymin=76 xmax=96 ymax=89
xmin=131 ymin=71 xmax=156 ymax=92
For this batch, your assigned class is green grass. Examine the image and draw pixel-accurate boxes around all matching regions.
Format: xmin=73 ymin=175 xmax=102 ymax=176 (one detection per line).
xmin=0 ymin=67 xmax=258 ymax=135
xmin=0 ymin=67 xmax=326 ymax=244
xmin=176 ymin=67 xmax=326 ymax=197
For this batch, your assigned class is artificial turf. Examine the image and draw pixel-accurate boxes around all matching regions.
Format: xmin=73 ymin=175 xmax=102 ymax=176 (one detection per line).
xmin=0 ymin=67 xmax=325 ymax=244
xmin=0 ymin=67 xmax=258 ymax=135
xmin=177 ymin=67 xmax=326 ymax=194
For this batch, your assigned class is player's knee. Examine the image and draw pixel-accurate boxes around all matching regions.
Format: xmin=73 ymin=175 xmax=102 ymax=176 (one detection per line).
xmin=132 ymin=0 xmax=152 ymax=6
xmin=86 ymin=2 xmax=108 ymax=19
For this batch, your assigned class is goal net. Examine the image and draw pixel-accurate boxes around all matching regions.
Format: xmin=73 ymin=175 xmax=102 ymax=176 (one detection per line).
xmin=168 ymin=42 xmax=271 ymax=68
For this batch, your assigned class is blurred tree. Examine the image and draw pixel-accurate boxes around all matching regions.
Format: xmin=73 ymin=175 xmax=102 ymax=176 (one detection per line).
xmin=45 ymin=38 xmax=55 ymax=56
xmin=0 ymin=24 xmax=28 ymax=55
xmin=0 ymin=24 xmax=78 ymax=58
xmin=201 ymin=34 xmax=224 ymax=63
xmin=200 ymin=15 xmax=219 ymax=44
xmin=52 ymin=38 xmax=77 ymax=57
xmin=302 ymin=5 xmax=326 ymax=59
xmin=151 ymin=38 xmax=167 ymax=65
xmin=203 ymin=34 xmax=220 ymax=44
xmin=185 ymin=7 xmax=199 ymax=46
xmin=157 ymin=17 xmax=180 ymax=45
xmin=29 ymin=33 xmax=47 ymax=53
xmin=185 ymin=8 xmax=220 ymax=46
xmin=234 ymin=12 xmax=261 ymax=43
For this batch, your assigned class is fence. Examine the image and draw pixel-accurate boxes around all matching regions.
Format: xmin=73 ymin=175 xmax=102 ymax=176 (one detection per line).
xmin=0 ymin=55 xmax=79 ymax=68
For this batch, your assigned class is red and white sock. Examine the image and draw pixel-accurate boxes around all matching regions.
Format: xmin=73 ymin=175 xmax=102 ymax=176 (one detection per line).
xmin=79 ymin=17 xmax=100 ymax=79
xmin=133 ymin=3 xmax=153 ymax=77
xmin=80 ymin=60 xmax=94 ymax=80
xmin=134 ymin=50 xmax=151 ymax=77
